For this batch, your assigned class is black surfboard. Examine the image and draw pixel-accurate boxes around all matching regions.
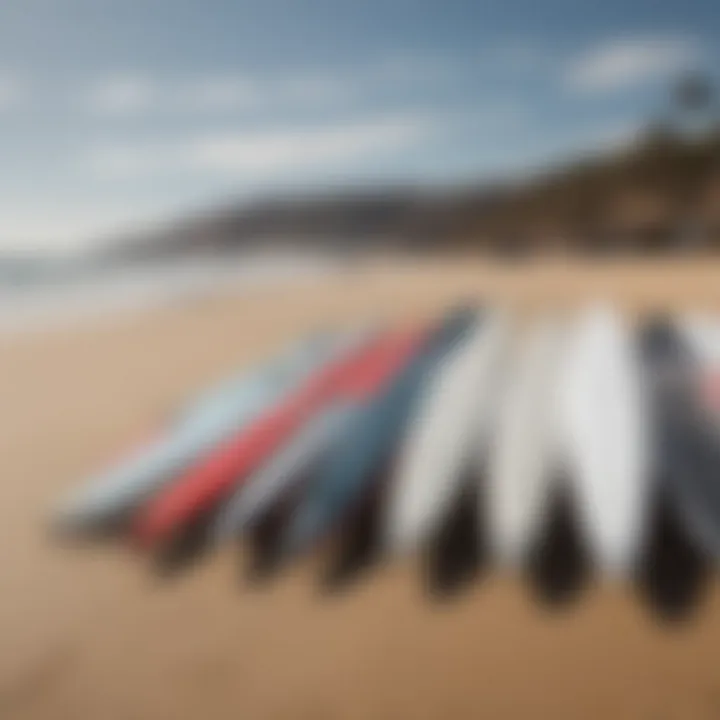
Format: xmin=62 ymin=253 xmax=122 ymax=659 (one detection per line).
xmin=636 ymin=316 xmax=717 ymax=619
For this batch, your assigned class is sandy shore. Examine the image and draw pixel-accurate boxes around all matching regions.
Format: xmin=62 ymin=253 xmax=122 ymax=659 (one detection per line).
xmin=2 ymin=257 xmax=720 ymax=720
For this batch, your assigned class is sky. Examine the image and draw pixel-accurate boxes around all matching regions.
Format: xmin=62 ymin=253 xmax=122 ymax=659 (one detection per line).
xmin=0 ymin=0 xmax=718 ymax=254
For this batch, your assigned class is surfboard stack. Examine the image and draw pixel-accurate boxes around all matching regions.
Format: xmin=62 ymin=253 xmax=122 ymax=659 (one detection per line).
xmin=52 ymin=303 xmax=720 ymax=617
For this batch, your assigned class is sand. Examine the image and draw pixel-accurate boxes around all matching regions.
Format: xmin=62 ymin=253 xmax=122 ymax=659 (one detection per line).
xmin=2 ymin=256 xmax=720 ymax=720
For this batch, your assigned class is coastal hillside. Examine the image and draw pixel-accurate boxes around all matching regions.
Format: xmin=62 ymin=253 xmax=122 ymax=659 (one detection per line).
xmin=103 ymin=124 xmax=720 ymax=261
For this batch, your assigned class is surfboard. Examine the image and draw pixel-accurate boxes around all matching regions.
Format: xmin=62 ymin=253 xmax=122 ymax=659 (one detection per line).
xmin=53 ymin=330 xmax=353 ymax=533
xmin=486 ymin=315 xmax=567 ymax=565
xmin=679 ymin=313 xmax=720 ymax=367
xmin=558 ymin=304 xmax=650 ymax=574
xmin=383 ymin=310 xmax=510 ymax=555
xmin=133 ymin=325 xmax=428 ymax=549
xmin=678 ymin=313 xmax=720 ymax=423
xmin=212 ymin=316 xmax=448 ymax=544
xmin=212 ymin=403 xmax=356 ymax=541
xmin=640 ymin=316 xmax=720 ymax=559
xmin=280 ymin=305 xmax=478 ymax=558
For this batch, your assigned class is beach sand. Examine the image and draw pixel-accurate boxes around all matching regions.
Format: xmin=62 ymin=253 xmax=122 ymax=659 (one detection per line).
xmin=2 ymin=257 xmax=720 ymax=720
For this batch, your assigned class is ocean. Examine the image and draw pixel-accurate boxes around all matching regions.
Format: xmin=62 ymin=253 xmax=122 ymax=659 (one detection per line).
xmin=0 ymin=252 xmax=339 ymax=336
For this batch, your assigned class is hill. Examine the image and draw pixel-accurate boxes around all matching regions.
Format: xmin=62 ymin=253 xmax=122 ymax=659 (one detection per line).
xmin=103 ymin=125 xmax=720 ymax=260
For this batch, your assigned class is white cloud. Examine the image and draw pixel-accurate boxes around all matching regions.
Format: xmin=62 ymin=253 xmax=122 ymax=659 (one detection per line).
xmin=88 ymin=114 xmax=435 ymax=178
xmin=186 ymin=71 xmax=354 ymax=110
xmin=84 ymin=70 xmax=355 ymax=116
xmin=190 ymin=116 xmax=429 ymax=172
xmin=87 ymin=75 xmax=155 ymax=116
xmin=564 ymin=36 xmax=702 ymax=94
xmin=80 ymin=52 xmax=472 ymax=119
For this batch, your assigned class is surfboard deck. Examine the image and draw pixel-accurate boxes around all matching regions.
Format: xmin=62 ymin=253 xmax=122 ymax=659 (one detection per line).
xmin=559 ymin=305 xmax=649 ymax=574
xmin=384 ymin=310 xmax=511 ymax=555
xmin=487 ymin=315 xmax=566 ymax=565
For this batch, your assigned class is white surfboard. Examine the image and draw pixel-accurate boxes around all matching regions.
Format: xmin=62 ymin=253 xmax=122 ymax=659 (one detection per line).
xmin=487 ymin=315 xmax=567 ymax=565
xmin=558 ymin=304 xmax=649 ymax=574
xmin=384 ymin=310 xmax=511 ymax=555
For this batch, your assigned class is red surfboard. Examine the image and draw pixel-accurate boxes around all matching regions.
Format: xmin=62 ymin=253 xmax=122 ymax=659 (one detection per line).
xmin=133 ymin=326 xmax=427 ymax=548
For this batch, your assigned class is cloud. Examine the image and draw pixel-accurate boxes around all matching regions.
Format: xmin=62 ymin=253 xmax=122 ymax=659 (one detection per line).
xmin=2 ymin=113 xmax=435 ymax=250
xmin=189 ymin=116 xmax=430 ymax=172
xmin=87 ymin=75 xmax=156 ymax=116
xmin=80 ymin=50 xmax=481 ymax=119
xmin=84 ymin=70 xmax=356 ymax=116
xmin=87 ymin=114 xmax=435 ymax=178
xmin=6 ymin=114 xmax=435 ymax=250
xmin=564 ymin=36 xmax=702 ymax=94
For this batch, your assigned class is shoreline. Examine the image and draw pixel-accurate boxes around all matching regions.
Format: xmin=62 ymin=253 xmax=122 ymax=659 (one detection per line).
xmin=0 ymin=252 xmax=341 ymax=338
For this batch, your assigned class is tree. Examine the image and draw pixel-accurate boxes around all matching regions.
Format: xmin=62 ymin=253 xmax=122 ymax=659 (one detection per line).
xmin=674 ymin=73 xmax=713 ymax=113
xmin=672 ymin=73 xmax=715 ymax=136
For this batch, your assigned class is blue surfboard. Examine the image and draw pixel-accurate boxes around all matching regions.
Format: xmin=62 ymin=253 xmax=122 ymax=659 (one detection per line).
xmin=280 ymin=305 xmax=478 ymax=557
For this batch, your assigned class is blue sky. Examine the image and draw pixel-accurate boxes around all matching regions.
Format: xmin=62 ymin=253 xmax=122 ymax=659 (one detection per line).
xmin=0 ymin=0 xmax=718 ymax=253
